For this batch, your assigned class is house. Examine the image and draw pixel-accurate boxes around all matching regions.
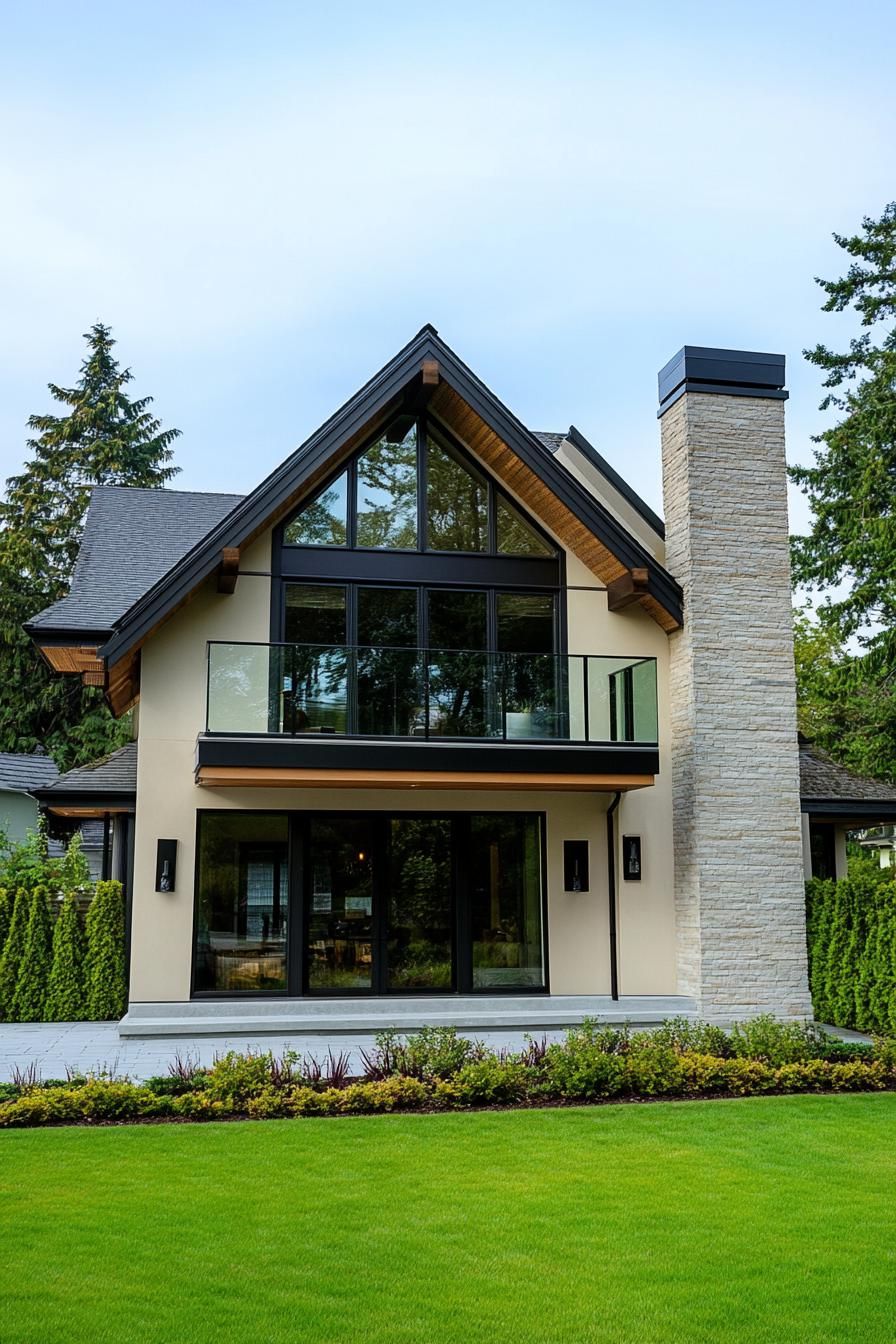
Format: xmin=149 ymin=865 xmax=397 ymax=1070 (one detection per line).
xmin=0 ymin=751 xmax=59 ymax=843
xmin=25 ymin=329 xmax=814 ymax=1031
xmin=33 ymin=742 xmax=137 ymax=889
xmin=798 ymin=736 xmax=896 ymax=879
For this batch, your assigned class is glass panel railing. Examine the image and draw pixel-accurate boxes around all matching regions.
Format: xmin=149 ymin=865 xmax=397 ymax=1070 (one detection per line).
xmin=206 ymin=644 xmax=658 ymax=745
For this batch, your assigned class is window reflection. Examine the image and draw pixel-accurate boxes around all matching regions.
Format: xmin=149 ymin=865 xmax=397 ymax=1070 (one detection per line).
xmin=194 ymin=813 xmax=289 ymax=992
xmin=284 ymin=473 xmax=348 ymax=547
xmin=426 ymin=433 xmax=488 ymax=552
xmin=356 ymin=421 xmax=418 ymax=549
xmin=470 ymin=815 xmax=544 ymax=989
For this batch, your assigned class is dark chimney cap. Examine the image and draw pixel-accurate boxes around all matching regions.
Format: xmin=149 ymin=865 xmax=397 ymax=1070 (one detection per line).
xmin=658 ymin=346 xmax=787 ymax=415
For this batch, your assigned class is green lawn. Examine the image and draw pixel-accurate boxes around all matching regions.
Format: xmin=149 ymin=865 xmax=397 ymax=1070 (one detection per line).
xmin=2 ymin=1097 xmax=895 ymax=1344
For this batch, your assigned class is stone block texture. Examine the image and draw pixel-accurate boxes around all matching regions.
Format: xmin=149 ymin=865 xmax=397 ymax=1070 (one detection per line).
xmin=660 ymin=392 xmax=812 ymax=1019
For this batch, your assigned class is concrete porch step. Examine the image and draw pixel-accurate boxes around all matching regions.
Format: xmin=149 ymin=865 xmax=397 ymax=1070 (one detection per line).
xmin=118 ymin=995 xmax=698 ymax=1039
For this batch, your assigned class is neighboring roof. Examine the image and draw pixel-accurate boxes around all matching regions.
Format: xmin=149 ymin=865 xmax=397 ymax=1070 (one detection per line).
xmin=35 ymin=742 xmax=137 ymax=801
xmin=799 ymin=737 xmax=896 ymax=820
xmin=0 ymin=751 xmax=59 ymax=794
xmin=536 ymin=427 xmax=666 ymax=540
xmin=27 ymin=486 xmax=244 ymax=637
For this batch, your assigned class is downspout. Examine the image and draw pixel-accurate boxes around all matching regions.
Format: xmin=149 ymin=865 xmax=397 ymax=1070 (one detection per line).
xmin=606 ymin=792 xmax=621 ymax=1001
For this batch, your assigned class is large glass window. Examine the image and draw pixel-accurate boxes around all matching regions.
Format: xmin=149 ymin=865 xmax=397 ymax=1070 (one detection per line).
xmin=194 ymin=813 xmax=289 ymax=993
xmin=387 ymin=817 xmax=453 ymax=989
xmin=283 ymin=586 xmax=348 ymax=732
xmin=496 ymin=495 xmax=554 ymax=557
xmin=427 ymin=590 xmax=489 ymax=737
xmin=356 ymin=421 xmax=418 ymax=549
xmin=426 ymin=434 xmax=489 ymax=552
xmin=469 ymin=814 xmax=544 ymax=989
xmin=357 ymin=588 xmax=420 ymax=736
xmin=306 ymin=817 xmax=375 ymax=992
xmin=284 ymin=472 xmax=348 ymax=547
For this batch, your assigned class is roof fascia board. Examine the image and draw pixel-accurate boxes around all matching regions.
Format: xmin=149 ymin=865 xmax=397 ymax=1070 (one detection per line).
xmin=564 ymin=425 xmax=666 ymax=540
xmin=100 ymin=326 xmax=682 ymax=664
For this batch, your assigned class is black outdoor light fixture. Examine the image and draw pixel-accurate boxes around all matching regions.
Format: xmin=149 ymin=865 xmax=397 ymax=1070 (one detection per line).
xmin=563 ymin=840 xmax=590 ymax=893
xmin=155 ymin=839 xmax=177 ymax=893
xmin=623 ymin=835 xmax=642 ymax=881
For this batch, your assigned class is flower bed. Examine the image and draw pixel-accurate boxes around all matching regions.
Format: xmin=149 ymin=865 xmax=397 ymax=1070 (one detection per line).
xmin=0 ymin=1017 xmax=890 ymax=1128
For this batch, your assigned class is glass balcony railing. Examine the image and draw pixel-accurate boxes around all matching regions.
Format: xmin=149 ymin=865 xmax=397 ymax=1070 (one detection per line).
xmin=205 ymin=643 xmax=658 ymax=745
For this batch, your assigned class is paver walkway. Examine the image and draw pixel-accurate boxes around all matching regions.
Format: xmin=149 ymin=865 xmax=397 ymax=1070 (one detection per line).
xmin=0 ymin=1020 xmax=568 ymax=1084
xmin=0 ymin=1019 xmax=871 ymax=1085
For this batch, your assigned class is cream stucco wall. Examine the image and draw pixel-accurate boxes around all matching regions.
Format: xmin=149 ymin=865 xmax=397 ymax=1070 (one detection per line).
xmin=129 ymin=513 xmax=677 ymax=1003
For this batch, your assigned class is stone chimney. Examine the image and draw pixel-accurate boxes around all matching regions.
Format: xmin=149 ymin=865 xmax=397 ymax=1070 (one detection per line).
xmin=658 ymin=347 xmax=812 ymax=1020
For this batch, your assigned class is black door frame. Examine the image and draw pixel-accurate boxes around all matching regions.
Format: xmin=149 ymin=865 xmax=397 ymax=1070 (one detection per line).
xmin=190 ymin=808 xmax=549 ymax=999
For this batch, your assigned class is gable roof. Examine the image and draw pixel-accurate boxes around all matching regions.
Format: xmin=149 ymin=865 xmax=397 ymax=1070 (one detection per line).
xmin=27 ymin=486 xmax=244 ymax=639
xmin=95 ymin=327 xmax=680 ymax=666
xmin=33 ymin=742 xmax=137 ymax=807
xmin=0 ymin=751 xmax=59 ymax=794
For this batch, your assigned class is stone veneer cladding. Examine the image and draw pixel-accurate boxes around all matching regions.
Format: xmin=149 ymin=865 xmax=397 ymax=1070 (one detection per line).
xmin=660 ymin=391 xmax=812 ymax=1018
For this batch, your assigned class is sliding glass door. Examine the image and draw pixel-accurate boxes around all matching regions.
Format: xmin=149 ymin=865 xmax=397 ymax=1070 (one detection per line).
xmin=194 ymin=811 xmax=546 ymax=997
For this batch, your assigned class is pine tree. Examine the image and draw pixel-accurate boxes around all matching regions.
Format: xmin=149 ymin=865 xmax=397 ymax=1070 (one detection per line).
xmin=10 ymin=885 xmax=52 ymax=1022
xmin=0 ymin=323 xmax=180 ymax=767
xmin=85 ymin=880 xmax=126 ymax=1020
xmin=45 ymin=891 xmax=87 ymax=1022
xmin=0 ymin=887 xmax=30 ymax=1019
xmin=791 ymin=204 xmax=896 ymax=676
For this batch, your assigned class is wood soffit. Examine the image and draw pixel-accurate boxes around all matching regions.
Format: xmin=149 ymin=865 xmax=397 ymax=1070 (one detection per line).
xmin=196 ymin=765 xmax=656 ymax=792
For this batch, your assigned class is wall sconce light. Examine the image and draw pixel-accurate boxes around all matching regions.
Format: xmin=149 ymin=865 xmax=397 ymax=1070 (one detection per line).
xmin=155 ymin=839 xmax=177 ymax=892
xmin=563 ymin=840 xmax=590 ymax=892
xmin=623 ymin=835 xmax=642 ymax=881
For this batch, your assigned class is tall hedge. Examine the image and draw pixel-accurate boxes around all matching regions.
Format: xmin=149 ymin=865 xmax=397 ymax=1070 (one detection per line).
xmin=0 ymin=887 xmax=30 ymax=1019
xmin=806 ymin=869 xmax=896 ymax=1033
xmin=85 ymin=880 xmax=126 ymax=1020
xmin=11 ymin=885 xmax=53 ymax=1022
xmin=45 ymin=891 xmax=87 ymax=1022
xmin=0 ymin=887 xmax=11 ymax=956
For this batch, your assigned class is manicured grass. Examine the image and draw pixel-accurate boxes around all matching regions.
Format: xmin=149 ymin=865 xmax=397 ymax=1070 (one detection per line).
xmin=2 ymin=1097 xmax=895 ymax=1343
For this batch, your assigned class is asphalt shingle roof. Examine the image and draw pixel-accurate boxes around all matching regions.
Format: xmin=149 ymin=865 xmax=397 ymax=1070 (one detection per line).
xmin=0 ymin=751 xmax=59 ymax=793
xmin=38 ymin=742 xmax=137 ymax=798
xmin=799 ymin=737 xmax=896 ymax=803
xmin=28 ymin=486 xmax=244 ymax=634
xmin=533 ymin=431 xmax=568 ymax=453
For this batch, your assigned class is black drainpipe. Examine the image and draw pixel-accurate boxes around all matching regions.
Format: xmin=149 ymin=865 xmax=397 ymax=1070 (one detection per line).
xmin=606 ymin=792 xmax=621 ymax=1001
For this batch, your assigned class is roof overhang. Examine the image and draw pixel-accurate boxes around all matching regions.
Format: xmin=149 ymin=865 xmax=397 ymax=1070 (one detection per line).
xmin=802 ymin=798 xmax=896 ymax=825
xmin=30 ymin=328 xmax=684 ymax=716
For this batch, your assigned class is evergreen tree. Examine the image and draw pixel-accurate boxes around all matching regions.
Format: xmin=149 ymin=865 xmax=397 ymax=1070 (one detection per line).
xmin=10 ymin=885 xmax=52 ymax=1022
xmin=0 ymin=887 xmax=30 ymax=1019
xmin=85 ymin=879 xmax=126 ymax=1020
xmin=0 ymin=323 xmax=180 ymax=767
xmin=791 ymin=203 xmax=896 ymax=675
xmin=45 ymin=891 xmax=87 ymax=1022
xmin=0 ymin=888 xmax=10 ymax=957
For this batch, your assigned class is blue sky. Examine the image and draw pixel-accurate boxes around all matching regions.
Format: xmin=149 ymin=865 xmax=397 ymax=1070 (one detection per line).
xmin=0 ymin=1 xmax=893 ymax=535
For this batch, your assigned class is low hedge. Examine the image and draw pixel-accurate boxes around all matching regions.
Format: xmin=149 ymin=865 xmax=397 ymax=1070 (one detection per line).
xmin=0 ymin=1019 xmax=892 ymax=1129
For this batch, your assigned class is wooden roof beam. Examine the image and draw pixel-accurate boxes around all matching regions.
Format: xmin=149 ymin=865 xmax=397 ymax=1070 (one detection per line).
xmin=217 ymin=547 xmax=240 ymax=594
xmin=607 ymin=567 xmax=650 ymax=612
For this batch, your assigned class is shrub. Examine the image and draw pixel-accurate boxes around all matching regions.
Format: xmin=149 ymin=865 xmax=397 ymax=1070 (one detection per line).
xmin=651 ymin=1016 xmax=731 ymax=1058
xmin=203 ymin=1050 xmax=274 ymax=1106
xmin=434 ymin=1057 xmax=529 ymax=1108
xmin=11 ymin=886 xmax=53 ymax=1022
xmin=541 ymin=1037 xmax=627 ymax=1101
xmin=45 ymin=891 xmax=87 ymax=1022
xmin=623 ymin=1045 xmax=686 ymax=1096
xmin=0 ymin=887 xmax=30 ymax=1019
xmin=85 ymin=880 xmax=126 ymax=1020
xmin=376 ymin=1026 xmax=480 ymax=1081
xmin=0 ymin=887 xmax=11 ymax=956
xmin=728 ymin=1015 xmax=831 ymax=1066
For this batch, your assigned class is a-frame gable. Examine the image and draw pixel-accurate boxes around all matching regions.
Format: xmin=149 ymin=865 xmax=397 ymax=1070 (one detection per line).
xmin=89 ymin=327 xmax=681 ymax=709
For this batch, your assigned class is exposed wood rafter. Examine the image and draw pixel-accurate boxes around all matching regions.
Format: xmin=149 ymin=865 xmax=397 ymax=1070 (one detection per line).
xmin=606 ymin=567 xmax=650 ymax=612
xmin=217 ymin=547 xmax=240 ymax=594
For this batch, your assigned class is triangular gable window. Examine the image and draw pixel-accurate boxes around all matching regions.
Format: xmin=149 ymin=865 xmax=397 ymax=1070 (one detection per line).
xmin=282 ymin=414 xmax=557 ymax=559
xmin=284 ymin=471 xmax=348 ymax=546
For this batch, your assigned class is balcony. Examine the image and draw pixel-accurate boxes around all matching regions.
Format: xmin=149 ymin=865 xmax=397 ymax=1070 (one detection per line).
xmin=197 ymin=643 xmax=660 ymax=790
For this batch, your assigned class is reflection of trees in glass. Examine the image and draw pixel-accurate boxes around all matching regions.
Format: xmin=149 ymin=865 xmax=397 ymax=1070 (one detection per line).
xmin=496 ymin=495 xmax=554 ymax=557
xmin=388 ymin=819 xmax=452 ymax=988
xmin=426 ymin=435 xmax=488 ymax=551
xmin=284 ymin=472 xmax=348 ymax=545
xmin=356 ymin=426 xmax=418 ymax=548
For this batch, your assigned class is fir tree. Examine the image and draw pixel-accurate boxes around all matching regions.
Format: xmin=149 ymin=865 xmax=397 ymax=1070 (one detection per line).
xmin=85 ymin=880 xmax=126 ymax=1020
xmin=0 ymin=887 xmax=30 ymax=1019
xmin=10 ymin=885 xmax=52 ymax=1022
xmin=791 ymin=203 xmax=896 ymax=677
xmin=0 ymin=323 xmax=180 ymax=767
xmin=45 ymin=891 xmax=87 ymax=1022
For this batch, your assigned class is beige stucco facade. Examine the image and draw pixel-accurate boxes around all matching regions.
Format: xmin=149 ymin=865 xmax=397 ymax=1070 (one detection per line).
xmin=129 ymin=504 xmax=678 ymax=1004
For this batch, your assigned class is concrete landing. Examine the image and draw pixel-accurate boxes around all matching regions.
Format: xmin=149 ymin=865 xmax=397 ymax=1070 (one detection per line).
xmin=118 ymin=994 xmax=699 ymax=1039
